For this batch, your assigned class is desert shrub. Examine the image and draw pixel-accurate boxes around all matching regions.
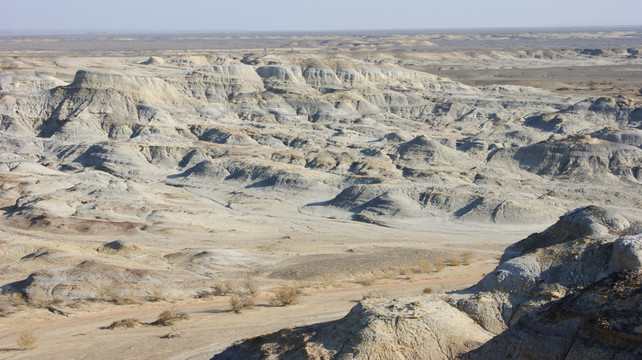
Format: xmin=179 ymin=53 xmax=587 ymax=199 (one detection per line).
xmin=361 ymin=290 xmax=389 ymax=300
xmin=145 ymin=286 xmax=167 ymax=302
xmin=417 ymin=258 xmax=434 ymax=273
xmin=588 ymin=79 xmax=599 ymax=90
xmin=461 ymin=251 xmax=474 ymax=265
xmin=400 ymin=266 xmax=416 ymax=280
xmin=98 ymin=285 xmax=139 ymax=305
xmin=105 ymin=318 xmax=140 ymax=330
xmin=16 ymin=330 xmax=38 ymax=350
xmin=243 ymin=276 xmax=259 ymax=296
xmin=423 ymin=287 xmax=434 ymax=294
xmin=381 ymin=270 xmax=397 ymax=279
xmin=25 ymin=285 xmax=50 ymax=308
xmin=449 ymin=257 xmax=462 ymax=266
xmin=321 ymin=274 xmax=336 ymax=288
xmin=153 ymin=308 xmax=189 ymax=326
xmin=356 ymin=274 xmax=376 ymax=286
xmin=0 ymin=296 xmax=13 ymax=317
xmin=213 ymin=280 xmax=234 ymax=296
xmin=229 ymin=295 xmax=255 ymax=313
xmin=433 ymin=257 xmax=446 ymax=271
xmin=161 ymin=327 xmax=183 ymax=339
xmin=272 ymin=284 xmax=301 ymax=306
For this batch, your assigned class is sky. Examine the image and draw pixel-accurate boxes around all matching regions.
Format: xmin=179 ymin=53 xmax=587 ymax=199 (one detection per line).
xmin=2 ymin=0 xmax=642 ymax=33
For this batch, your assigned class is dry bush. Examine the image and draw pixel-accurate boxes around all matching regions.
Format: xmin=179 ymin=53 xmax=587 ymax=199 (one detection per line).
xmin=25 ymin=285 xmax=50 ymax=308
xmin=423 ymin=287 xmax=434 ymax=294
xmin=229 ymin=294 xmax=255 ymax=313
xmin=417 ymin=258 xmax=434 ymax=273
xmin=98 ymin=285 xmax=139 ymax=305
xmin=321 ymin=274 xmax=336 ymax=288
xmin=589 ymin=79 xmax=599 ymax=90
xmin=105 ymin=318 xmax=140 ymax=330
xmin=400 ymin=266 xmax=416 ymax=280
xmin=461 ymin=251 xmax=474 ymax=265
xmin=356 ymin=274 xmax=376 ymax=286
xmin=161 ymin=327 xmax=183 ymax=339
xmin=361 ymin=290 xmax=389 ymax=300
xmin=9 ymin=292 xmax=27 ymax=306
xmin=145 ymin=286 xmax=167 ymax=302
xmin=153 ymin=308 xmax=189 ymax=326
xmin=433 ymin=257 xmax=446 ymax=271
xmin=0 ymin=296 xmax=13 ymax=317
xmin=16 ymin=330 xmax=38 ymax=350
xmin=272 ymin=284 xmax=301 ymax=306
xmin=213 ymin=280 xmax=233 ymax=296
xmin=449 ymin=257 xmax=462 ymax=266
xmin=243 ymin=276 xmax=259 ymax=296
xmin=381 ymin=270 xmax=397 ymax=279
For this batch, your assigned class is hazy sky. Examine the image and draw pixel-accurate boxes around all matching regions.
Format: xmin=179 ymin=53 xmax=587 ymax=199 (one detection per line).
xmin=2 ymin=0 xmax=641 ymax=33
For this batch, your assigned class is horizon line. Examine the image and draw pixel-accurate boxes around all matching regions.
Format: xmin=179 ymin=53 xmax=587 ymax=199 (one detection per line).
xmin=1 ymin=24 xmax=641 ymax=37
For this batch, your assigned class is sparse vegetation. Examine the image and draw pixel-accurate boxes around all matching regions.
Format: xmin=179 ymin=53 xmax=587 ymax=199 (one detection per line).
xmin=272 ymin=284 xmax=302 ymax=306
xmin=423 ymin=287 xmax=434 ymax=294
xmin=361 ymin=290 xmax=389 ymax=300
xmin=417 ymin=258 xmax=434 ymax=273
xmin=356 ymin=273 xmax=376 ymax=286
xmin=321 ymin=274 xmax=336 ymax=288
xmin=400 ymin=266 xmax=416 ymax=280
xmin=145 ymin=286 xmax=168 ymax=302
xmin=449 ymin=257 xmax=462 ymax=266
xmin=25 ymin=285 xmax=50 ymax=308
xmin=98 ymin=285 xmax=140 ymax=305
xmin=105 ymin=318 xmax=140 ymax=330
xmin=213 ymin=280 xmax=234 ymax=296
xmin=152 ymin=308 xmax=189 ymax=326
xmin=161 ymin=327 xmax=183 ymax=339
xmin=0 ymin=296 xmax=13 ymax=317
xmin=243 ymin=275 xmax=259 ymax=296
xmin=461 ymin=251 xmax=474 ymax=265
xmin=16 ymin=330 xmax=38 ymax=350
xmin=230 ymin=294 xmax=255 ymax=313
xmin=433 ymin=257 xmax=446 ymax=271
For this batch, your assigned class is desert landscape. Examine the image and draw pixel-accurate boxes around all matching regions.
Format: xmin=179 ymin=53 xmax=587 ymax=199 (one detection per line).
xmin=0 ymin=27 xmax=641 ymax=359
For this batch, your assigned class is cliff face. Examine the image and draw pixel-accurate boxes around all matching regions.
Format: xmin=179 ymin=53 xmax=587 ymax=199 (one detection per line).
xmin=464 ymin=272 xmax=642 ymax=360
xmin=212 ymin=206 xmax=642 ymax=360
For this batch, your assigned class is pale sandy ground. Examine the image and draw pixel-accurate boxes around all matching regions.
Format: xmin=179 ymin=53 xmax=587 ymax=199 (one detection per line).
xmin=0 ymin=221 xmax=542 ymax=360
xmin=0 ymin=259 xmax=498 ymax=360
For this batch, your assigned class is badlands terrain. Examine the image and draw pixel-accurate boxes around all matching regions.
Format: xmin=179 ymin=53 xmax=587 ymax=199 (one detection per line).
xmin=0 ymin=27 xmax=641 ymax=359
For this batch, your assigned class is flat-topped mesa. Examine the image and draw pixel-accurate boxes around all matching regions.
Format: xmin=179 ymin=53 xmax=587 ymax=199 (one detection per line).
xmin=64 ymin=69 xmax=185 ymax=102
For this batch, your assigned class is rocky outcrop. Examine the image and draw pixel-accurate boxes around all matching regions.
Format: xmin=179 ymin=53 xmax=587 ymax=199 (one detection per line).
xmin=463 ymin=272 xmax=642 ymax=360
xmin=212 ymin=206 xmax=642 ymax=359
xmin=215 ymin=297 xmax=493 ymax=360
